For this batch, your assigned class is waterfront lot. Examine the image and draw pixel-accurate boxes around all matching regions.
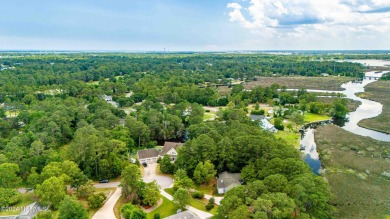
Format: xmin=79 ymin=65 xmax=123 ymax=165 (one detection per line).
xmin=315 ymin=125 xmax=390 ymax=218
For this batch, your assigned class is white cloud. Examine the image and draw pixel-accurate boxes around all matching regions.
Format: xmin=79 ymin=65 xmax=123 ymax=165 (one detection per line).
xmin=226 ymin=0 xmax=390 ymax=48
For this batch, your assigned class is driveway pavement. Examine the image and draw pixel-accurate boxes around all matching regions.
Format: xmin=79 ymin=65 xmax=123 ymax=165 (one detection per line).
xmin=94 ymin=181 xmax=120 ymax=188
xmin=143 ymin=163 xmax=213 ymax=219
xmin=92 ymin=187 xmax=122 ymax=219
xmin=142 ymin=163 xmax=173 ymax=189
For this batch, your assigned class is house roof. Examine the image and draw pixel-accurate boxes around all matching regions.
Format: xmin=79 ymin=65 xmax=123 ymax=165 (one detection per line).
xmin=249 ymin=115 xmax=265 ymax=121
xmin=164 ymin=210 xmax=201 ymax=219
xmin=217 ymin=171 xmax=241 ymax=189
xmin=159 ymin=142 xmax=183 ymax=156
xmin=137 ymin=148 xmax=159 ymax=159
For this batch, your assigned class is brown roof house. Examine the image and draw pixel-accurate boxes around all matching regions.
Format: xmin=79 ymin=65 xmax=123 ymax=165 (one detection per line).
xmin=217 ymin=172 xmax=242 ymax=194
xmin=137 ymin=141 xmax=183 ymax=164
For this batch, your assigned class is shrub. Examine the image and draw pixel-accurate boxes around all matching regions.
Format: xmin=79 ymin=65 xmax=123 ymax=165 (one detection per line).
xmin=121 ymin=203 xmax=146 ymax=219
xmin=88 ymin=192 xmax=106 ymax=209
xmin=191 ymin=191 xmax=204 ymax=199
xmin=34 ymin=211 xmax=53 ymax=219
xmin=206 ymin=202 xmax=214 ymax=211
xmin=154 ymin=213 xmax=161 ymax=219
xmin=209 ymin=197 xmax=215 ymax=205
xmin=0 ymin=188 xmax=21 ymax=207
xmin=251 ymin=109 xmax=265 ymax=115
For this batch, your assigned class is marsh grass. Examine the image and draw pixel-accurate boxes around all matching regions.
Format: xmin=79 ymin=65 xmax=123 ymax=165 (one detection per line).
xmin=315 ymin=125 xmax=390 ymax=218
xmin=358 ymin=81 xmax=390 ymax=134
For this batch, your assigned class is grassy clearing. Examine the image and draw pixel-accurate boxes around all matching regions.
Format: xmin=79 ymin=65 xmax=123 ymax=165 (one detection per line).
xmin=191 ymin=182 xmax=215 ymax=195
xmin=315 ymin=125 xmax=390 ymax=218
xmin=358 ymin=81 xmax=390 ymax=134
xmin=146 ymin=195 xmax=178 ymax=219
xmin=246 ymin=76 xmax=354 ymax=91
xmin=5 ymin=110 xmax=19 ymax=117
xmin=304 ymin=113 xmax=331 ymax=123
xmin=0 ymin=192 xmax=36 ymax=216
xmin=203 ymin=112 xmax=216 ymax=121
xmin=274 ymin=130 xmax=300 ymax=149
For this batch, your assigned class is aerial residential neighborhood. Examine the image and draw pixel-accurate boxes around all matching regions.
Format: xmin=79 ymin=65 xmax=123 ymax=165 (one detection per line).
xmin=1 ymin=0 xmax=390 ymax=218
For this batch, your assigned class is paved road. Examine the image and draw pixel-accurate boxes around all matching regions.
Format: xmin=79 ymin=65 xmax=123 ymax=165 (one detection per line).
xmin=92 ymin=187 xmax=122 ymax=219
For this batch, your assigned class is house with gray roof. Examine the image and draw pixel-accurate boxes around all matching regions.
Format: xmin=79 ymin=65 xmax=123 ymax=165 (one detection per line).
xmin=159 ymin=142 xmax=183 ymax=162
xmin=164 ymin=210 xmax=201 ymax=219
xmin=137 ymin=141 xmax=183 ymax=164
xmin=217 ymin=172 xmax=242 ymax=194
xmin=137 ymin=148 xmax=159 ymax=164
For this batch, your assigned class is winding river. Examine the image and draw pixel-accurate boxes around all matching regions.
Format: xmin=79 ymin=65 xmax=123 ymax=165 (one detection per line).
xmin=301 ymin=61 xmax=390 ymax=174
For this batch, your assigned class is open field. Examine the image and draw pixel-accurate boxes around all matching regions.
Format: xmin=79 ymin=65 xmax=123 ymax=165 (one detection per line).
xmin=304 ymin=113 xmax=331 ymax=123
xmin=315 ymin=125 xmax=390 ymax=218
xmin=246 ymin=76 xmax=354 ymax=91
xmin=358 ymin=81 xmax=390 ymax=134
xmin=274 ymin=130 xmax=300 ymax=149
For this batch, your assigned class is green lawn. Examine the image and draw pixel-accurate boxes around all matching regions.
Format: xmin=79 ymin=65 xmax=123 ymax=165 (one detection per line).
xmin=189 ymin=198 xmax=218 ymax=215
xmin=0 ymin=192 xmax=36 ymax=216
xmin=203 ymin=112 xmax=216 ymax=120
xmin=304 ymin=113 xmax=331 ymax=123
xmin=146 ymin=195 xmax=178 ymax=219
xmin=190 ymin=183 xmax=215 ymax=195
xmin=164 ymin=188 xmax=218 ymax=215
xmin=274 ymin=130 xmax=300 ymax=149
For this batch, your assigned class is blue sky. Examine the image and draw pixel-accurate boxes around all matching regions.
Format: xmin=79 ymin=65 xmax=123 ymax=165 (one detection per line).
xmin=1 ymin=0 xmax=390 ymax=50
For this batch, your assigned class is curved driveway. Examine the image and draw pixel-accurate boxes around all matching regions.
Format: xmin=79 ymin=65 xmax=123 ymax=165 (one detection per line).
xmin=142 ymin=163 xmax=173 ymax=189
xmin=92 ymin=187 xmax=121 ymax=219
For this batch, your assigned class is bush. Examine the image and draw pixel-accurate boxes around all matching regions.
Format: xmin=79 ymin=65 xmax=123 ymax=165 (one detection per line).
xmin=205 ymin=110 xmax=210 ymax=113
xmin=274 ymin=118 xmax=285 ymax=130
xmin=251 ymin=109 xmax=265 ymax=115
xmin=191 ymin=191 xmax=204 ymax=199
xmin=34 ymin=211 xmax=53 ymax=219
xmin=121 ymin=203 xmax=146 ymax=219
xmin=154 ymin=213 xmax=161 ymax=219
xmin=88 ymin=192 xmax=106 ymax=209
xmin=0 ymin=188 xmax=21 ymax=207
xmin=206 ymin=202 xmax=214 ymax=211
xmin=206 ymin=197 xmax=215 ymax=211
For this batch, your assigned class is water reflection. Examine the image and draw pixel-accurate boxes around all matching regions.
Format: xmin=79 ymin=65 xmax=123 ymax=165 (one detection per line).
xmin=301 ymin=128 xmax=321 ymax=175
xmin=301 ymin=69 xmax=390 ymax=174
